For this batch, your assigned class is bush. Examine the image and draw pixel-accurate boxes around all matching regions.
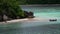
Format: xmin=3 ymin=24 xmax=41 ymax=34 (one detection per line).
xmin=0 ymin=0 xmax=24 ymax=20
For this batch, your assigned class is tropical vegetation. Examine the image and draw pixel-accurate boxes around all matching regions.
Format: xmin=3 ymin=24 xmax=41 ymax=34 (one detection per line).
xmin=0 ymin=0 xmax=60 ymax=21
xmin=0 ymin=0 xmax=25 ymax=21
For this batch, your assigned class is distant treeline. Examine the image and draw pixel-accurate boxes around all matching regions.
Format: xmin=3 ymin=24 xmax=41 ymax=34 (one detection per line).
xmin=27 ymin=0 xmax=60 ymax=4
xmin=18 ymin=0 xmax=60 ymax=4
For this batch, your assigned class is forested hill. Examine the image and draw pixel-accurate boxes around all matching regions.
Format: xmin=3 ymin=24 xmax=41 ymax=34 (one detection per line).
xmin=18 ymin=0 xmax=60 ymax=4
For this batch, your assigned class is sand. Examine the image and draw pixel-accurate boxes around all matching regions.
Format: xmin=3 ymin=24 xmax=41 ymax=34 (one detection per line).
xmin=0 ymin=18 xmax=49 ymax=24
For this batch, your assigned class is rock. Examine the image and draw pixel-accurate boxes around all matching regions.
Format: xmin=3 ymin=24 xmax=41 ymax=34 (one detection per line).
xmin=28 ymin=11 xmax=34 ymax=18
xmin=0 ymin=16 xmax=3 ymax=22
xmin=3 ymin=15 xmax=8 ymax=20
xmin=24 ymin=11 xmax=35 ymax=18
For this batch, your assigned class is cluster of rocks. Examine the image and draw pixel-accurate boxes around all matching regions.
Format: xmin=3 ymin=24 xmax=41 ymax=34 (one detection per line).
xmin=24 ymin=11 xmax=34 ymax=18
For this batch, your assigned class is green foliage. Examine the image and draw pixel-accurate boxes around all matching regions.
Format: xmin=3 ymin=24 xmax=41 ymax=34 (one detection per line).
xmin=0 ymin=0 xmax=24 ymax=19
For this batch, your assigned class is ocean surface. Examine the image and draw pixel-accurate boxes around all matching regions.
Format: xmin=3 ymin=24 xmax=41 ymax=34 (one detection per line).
xmin=0 ymin=5 xmax=60 ymax=34
xmin=21 ymin=6 xmax=60 ymax=18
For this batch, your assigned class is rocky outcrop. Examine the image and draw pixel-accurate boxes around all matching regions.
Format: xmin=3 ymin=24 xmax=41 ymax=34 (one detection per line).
xmin=28 ymin=11 xmax=34 ymax=18
xmin=24 ymin=11 xmax=35 ymax=18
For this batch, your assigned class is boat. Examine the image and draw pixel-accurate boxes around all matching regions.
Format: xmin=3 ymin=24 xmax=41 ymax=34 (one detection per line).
xmin=49 ymin=19 xmax=57 ymax=21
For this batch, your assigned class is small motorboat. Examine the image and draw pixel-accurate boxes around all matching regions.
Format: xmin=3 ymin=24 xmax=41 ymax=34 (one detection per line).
xmin=49 ymin=19 xmax=57 ymax=21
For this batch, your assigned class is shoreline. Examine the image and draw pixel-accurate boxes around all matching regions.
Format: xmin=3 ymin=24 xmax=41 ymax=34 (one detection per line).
xmin=0 ymin=18 xmax=48 ymax=24
xmin=20 ymin=4 xmax=60 ymax=7
xmin=0 ymin=18 xmax=59 ymax=24
xmin=0 ymin=18 xmax=29 ymax=24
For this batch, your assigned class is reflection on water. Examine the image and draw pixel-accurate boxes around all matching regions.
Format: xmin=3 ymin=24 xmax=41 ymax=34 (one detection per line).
xmin=0 ymin=6 xmax=60 ymax=34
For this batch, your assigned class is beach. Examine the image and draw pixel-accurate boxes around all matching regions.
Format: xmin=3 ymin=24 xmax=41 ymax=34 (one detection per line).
xmin=0 ymin=18 xmax=49 ymax=24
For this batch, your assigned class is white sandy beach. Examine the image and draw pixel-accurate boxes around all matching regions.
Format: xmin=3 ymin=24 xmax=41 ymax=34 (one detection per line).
xmin=0 ymin=18 xmax=49 ymax=24
xmin=0 ymin=18 xmax=59 ymax=28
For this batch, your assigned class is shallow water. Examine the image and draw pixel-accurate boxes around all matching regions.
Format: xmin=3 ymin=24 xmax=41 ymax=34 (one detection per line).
xmin=21 ymin=6 xmax=60 ymax=18
xmin=0 ymin=6 xmax=60 ymax=34
xmin=0 ymin=21 xmax=60 ymax=34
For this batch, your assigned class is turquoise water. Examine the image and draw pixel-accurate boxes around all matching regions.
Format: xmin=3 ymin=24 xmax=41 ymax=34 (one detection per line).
xmin=0 ymin=23 xmax=22 ymax=34
xmin=0 ymin=22 xmax=60 ymax=34
xmin=21 ymin=6 xmax=60 ymax=18
xmin=0 ymin=6 xmax=60 ymax=34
